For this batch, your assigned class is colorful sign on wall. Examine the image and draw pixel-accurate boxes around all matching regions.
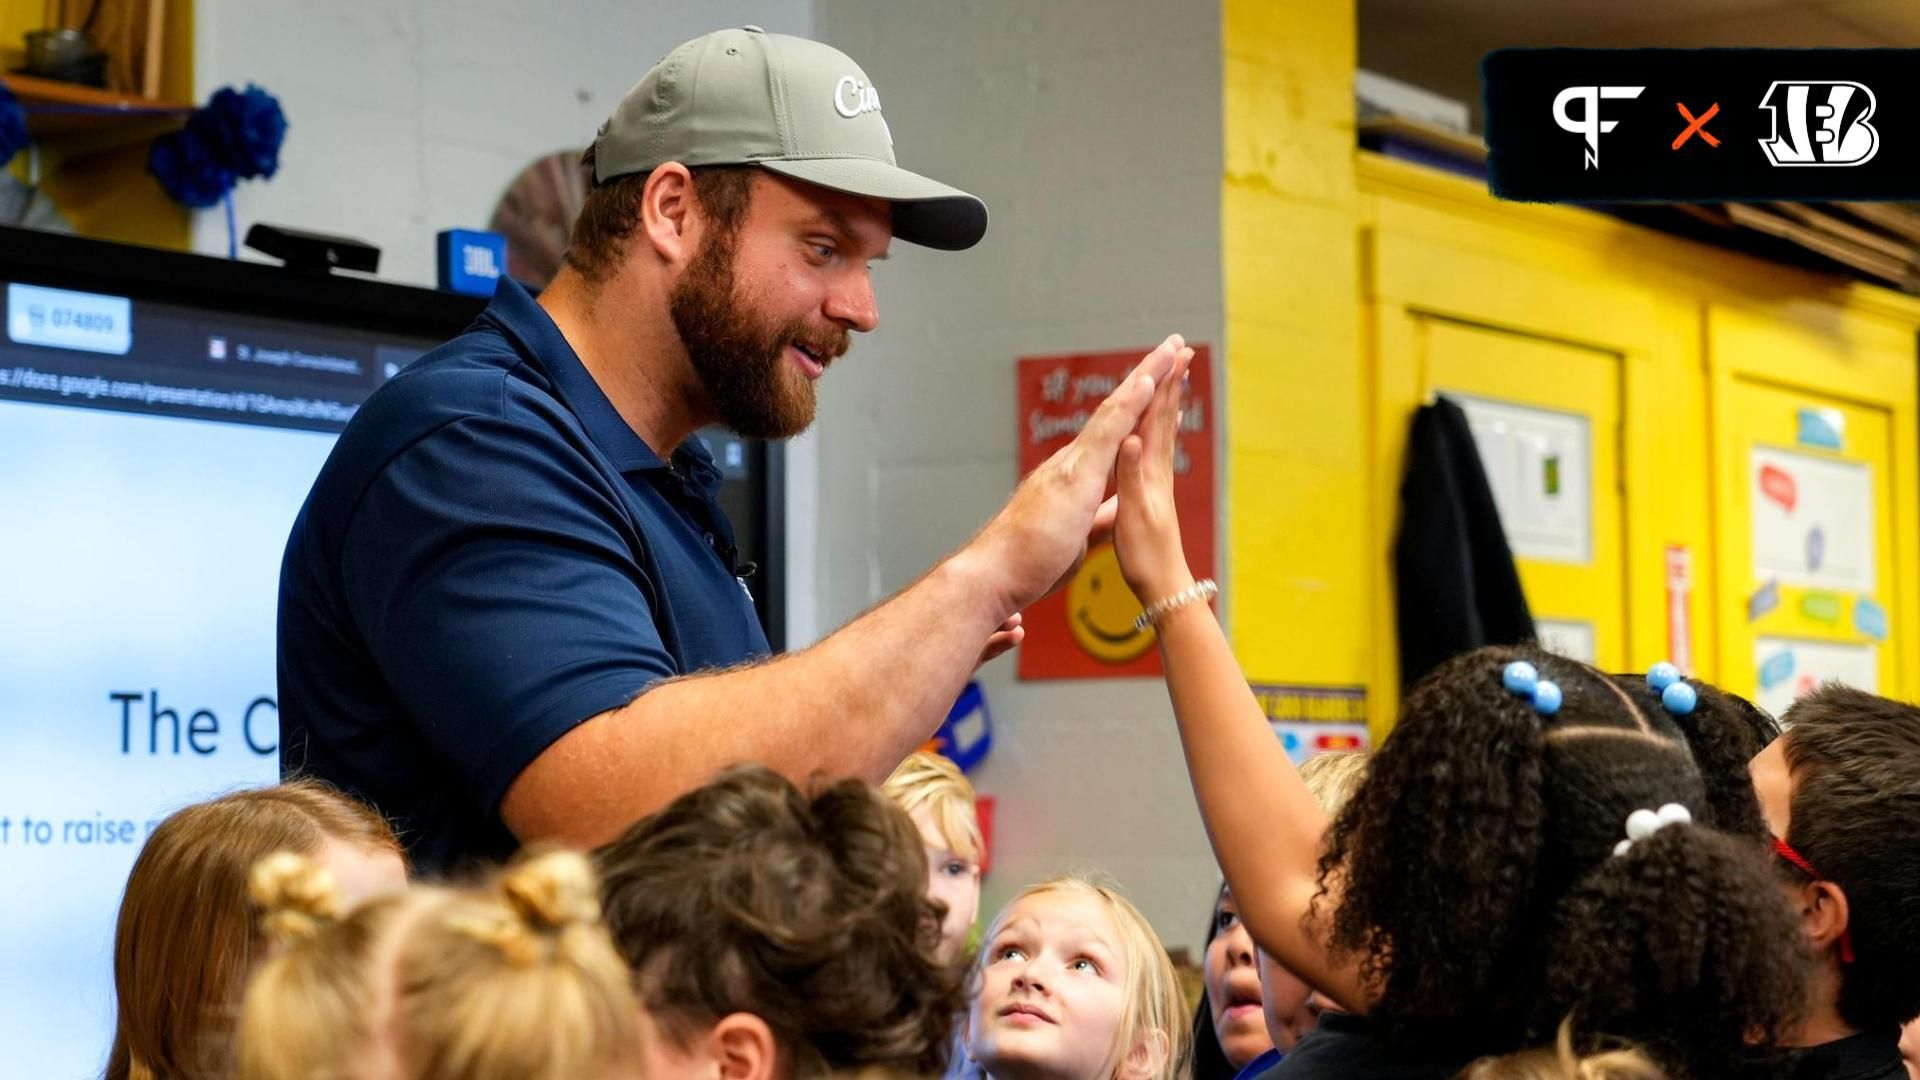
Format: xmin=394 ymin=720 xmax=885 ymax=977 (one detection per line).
xmin=1253 ymin=683 xmax=1371 ymax=765
xmin=1015 ymin=346 xmax=1215 ymax=679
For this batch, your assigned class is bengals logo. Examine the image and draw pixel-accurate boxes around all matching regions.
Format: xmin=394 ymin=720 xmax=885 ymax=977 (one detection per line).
xmin=1758 ymin=81 xmax=1879 ymax=167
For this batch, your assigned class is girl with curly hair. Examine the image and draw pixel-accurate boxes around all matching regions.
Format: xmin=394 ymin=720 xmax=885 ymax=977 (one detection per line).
xmin=1105 ymin=353 xmax=1809 ymax=1079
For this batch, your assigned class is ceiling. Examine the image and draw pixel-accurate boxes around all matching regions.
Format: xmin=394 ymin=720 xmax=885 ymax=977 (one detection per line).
xmin=1359 ymin=0 xmax=1920 ymax=130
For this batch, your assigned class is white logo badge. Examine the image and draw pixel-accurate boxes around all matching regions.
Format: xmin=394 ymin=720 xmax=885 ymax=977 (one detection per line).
xmin=1553 ymin=85 xmax=1645 ymax=170
xmin=1758 ymin=81 xmax=1879 ymax=167
xmin=834 ymin=75 xmax=882 ymax=118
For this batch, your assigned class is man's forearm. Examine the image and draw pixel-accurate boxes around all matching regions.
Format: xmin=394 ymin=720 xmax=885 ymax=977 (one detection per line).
xmin=502 ymin=546 xmax=1011 ymax=846
xmin=676 ymin=545 xmax=1009 ymax=780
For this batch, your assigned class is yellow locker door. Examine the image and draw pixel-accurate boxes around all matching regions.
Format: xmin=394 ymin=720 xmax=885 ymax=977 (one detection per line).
xmin=1416 ymin=318 xmax=1627 ymax=670
xmin=1716 ymin=379 xmax=1899 ymax=716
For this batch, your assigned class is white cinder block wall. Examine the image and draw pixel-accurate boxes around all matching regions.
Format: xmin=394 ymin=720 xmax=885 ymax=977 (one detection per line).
xmin=192 ymin=0 xmax=815 ymax=284
xmin=811 ymin=1 xmax=1226 ymax=954
xmin=194 ymin=0 xmax=1227 ymax=954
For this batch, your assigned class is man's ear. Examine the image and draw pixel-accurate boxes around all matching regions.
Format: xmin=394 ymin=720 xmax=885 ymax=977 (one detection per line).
xmin=641 ymin=162 xmax=701 ymax=268
xmin=709 ymin=1011 xmax=780 ymax=1080
xmin=1115 ymin=1029 xmax=1170 ymax=1080
xmin=1800 ymin=879 xmax=1852 ymax=959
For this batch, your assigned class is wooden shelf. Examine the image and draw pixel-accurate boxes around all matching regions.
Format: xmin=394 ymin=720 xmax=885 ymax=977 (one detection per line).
xmin=3 ymin=71 xmax=188 ymax=138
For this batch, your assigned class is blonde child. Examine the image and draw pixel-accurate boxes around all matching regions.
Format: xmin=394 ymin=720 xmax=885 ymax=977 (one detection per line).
xmin=105 ymin=780 xmax=406 ymax=1080
xmin=884 ymin=750 xmax=986 ymax=963
xmin=1456 ymin=1021 xmax=1667 ymax=1080
xmin=968 ymin=876 xmax=1191 ymax=1080
xmin=1295 ymin=752 xmax=1368 ymax=818
xmin=235 ymin=848 xmax=641 ymax=1080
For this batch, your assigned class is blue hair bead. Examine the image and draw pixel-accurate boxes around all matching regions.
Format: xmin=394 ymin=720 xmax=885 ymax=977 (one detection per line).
xmin=1647 ymin=662 xmax=1682 ymax=692
xmin=1532 ymin=680 xmax=1563 ymax=716
xmin=1503 ymin=661 xmax=1539 ymax=696
xmin=1662 ymin=680 xmax=1697 ymax=717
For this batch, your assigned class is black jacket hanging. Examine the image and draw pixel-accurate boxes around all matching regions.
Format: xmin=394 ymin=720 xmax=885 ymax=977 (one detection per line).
xmin=1394 ymin=396 xmax=1536 ymax=689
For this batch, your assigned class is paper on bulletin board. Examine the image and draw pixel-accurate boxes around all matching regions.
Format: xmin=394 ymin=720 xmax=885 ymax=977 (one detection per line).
xmin=1750 ymin=446 xmax=1875 ymax=592
xmin=1535 ymin=619 xmax=1597 ymax=664
xmin=1015 ymin=346 xmax=1215 ymax=679
xmin=1452 ymin=395 xmax=1592 ymax=564
xmin=1753 ymin=636 xmax=1879 ymax=721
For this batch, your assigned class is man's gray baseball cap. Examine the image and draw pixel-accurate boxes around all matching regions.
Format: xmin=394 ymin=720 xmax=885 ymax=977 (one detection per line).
xmin=590 ymin=26 xmax=987 ymax=251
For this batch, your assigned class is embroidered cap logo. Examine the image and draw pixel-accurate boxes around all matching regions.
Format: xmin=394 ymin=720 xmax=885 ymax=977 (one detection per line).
xmin=834 ymin=75 xmax=882 ymax=118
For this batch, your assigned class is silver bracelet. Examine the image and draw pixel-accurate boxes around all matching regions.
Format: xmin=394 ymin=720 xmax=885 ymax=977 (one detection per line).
xmin=1135 ymin=578 xmax=1219 ymax=632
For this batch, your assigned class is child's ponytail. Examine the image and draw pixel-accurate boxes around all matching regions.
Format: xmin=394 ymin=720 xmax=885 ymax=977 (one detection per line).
xmin=1540 ymin=824 xmax=1808 ymax=1079
xmin=249 ymin=851 xmax=343 ymax=946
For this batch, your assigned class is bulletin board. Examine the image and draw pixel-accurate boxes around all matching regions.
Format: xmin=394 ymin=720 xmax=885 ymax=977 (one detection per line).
xmin=1710 ymin=302 xmax=1917 ymax=719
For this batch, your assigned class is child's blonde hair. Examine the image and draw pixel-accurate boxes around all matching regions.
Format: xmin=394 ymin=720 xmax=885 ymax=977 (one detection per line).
xmin=236 ymin=848 xmax=640 ymax=1080
xmin=982 ymin=876 xmax=1191 ymax=1080
xmin=1456 ymin=1020 xmax=1668 ymax=1080
xmin=1297 ymin=750 xmax=1369 ymax=818
xmin=883 ymin=750 xmax=984 ymax=862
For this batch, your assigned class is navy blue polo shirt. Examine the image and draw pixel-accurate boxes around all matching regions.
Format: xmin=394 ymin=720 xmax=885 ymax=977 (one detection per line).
xmin=277 ymin=279 xmax=769 ymax=873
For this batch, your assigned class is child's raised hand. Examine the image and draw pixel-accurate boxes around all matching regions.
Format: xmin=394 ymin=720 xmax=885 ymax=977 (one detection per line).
xmin=1113 ymin=342 xmax=1195 ymax=606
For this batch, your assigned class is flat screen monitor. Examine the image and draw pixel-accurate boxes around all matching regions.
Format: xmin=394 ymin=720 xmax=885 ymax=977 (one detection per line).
xmin=0 ymin=225 xmax=781 ymax=1077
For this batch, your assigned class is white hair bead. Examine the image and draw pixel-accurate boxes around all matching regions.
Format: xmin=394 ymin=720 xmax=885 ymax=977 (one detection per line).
xmin=1625 ymin=808 xmax=1662 ymax=841
xmin=1614 ymin=802 xmax=1693 ymax=856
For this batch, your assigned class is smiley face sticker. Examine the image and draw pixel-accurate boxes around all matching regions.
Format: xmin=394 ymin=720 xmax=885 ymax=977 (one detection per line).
xmin=1064 ymin=543 xmax=1154 ymax=664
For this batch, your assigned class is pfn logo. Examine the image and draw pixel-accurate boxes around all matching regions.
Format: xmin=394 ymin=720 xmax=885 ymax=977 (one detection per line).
xmin=1758 ymin=81 xmax=1879 ymax=166
xmin=1553 ymin=86 xmax=1645 ymax=169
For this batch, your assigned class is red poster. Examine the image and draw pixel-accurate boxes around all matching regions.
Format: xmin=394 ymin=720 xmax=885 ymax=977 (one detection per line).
xmin=1015 ymin=346 xmax=1216 ymax=679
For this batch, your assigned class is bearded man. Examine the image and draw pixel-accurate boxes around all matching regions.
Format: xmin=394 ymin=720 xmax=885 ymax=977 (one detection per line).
xmin=276 ymin=26 xmax=1183 ymax=871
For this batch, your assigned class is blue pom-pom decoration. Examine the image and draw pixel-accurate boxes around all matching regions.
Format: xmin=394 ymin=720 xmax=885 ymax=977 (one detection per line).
xmin=1662 ymin=681 xmax=1698 ymax=717
xmin=1532 ymin=679 xmax=1563 ymax=716
xmin=149 ymin=120 xmax=237 ymax=208
xmin=203 ymin=84 xmax=287 ymax=179
xmin=1647 ymin=662 xmax=1682 ymax=692
xmin=148 ymin=83 xmax=286 ymax=208
xmin=1503 ymin=661 xmax=1538 ymax=696
xmin=0 ymin=80 xmax=28 ymax=170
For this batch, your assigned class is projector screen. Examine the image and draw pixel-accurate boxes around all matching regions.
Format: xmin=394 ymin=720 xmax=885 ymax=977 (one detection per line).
xmin=0 ymin=274 xmax=442 ymax=1078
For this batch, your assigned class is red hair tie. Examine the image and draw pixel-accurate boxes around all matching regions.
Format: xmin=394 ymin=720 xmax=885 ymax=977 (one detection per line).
xmin=1772 ymin=837 xmax=1855 ymax=965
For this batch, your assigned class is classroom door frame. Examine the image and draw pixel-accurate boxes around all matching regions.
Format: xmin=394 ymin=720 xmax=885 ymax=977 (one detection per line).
xmin=1365 ymin=213 xmax=1679 ymax=733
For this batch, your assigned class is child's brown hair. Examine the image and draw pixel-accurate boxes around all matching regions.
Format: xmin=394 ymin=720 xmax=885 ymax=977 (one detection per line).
xmin=106 ymin=780 xmax=401 ymax=1080
xmin=596 ymin=764 xmax=966 ymax=1078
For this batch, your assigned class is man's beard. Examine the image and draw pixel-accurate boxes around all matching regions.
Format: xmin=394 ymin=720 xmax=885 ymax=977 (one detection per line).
xmin=668 ymin=229 xmax=848 ymax=440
